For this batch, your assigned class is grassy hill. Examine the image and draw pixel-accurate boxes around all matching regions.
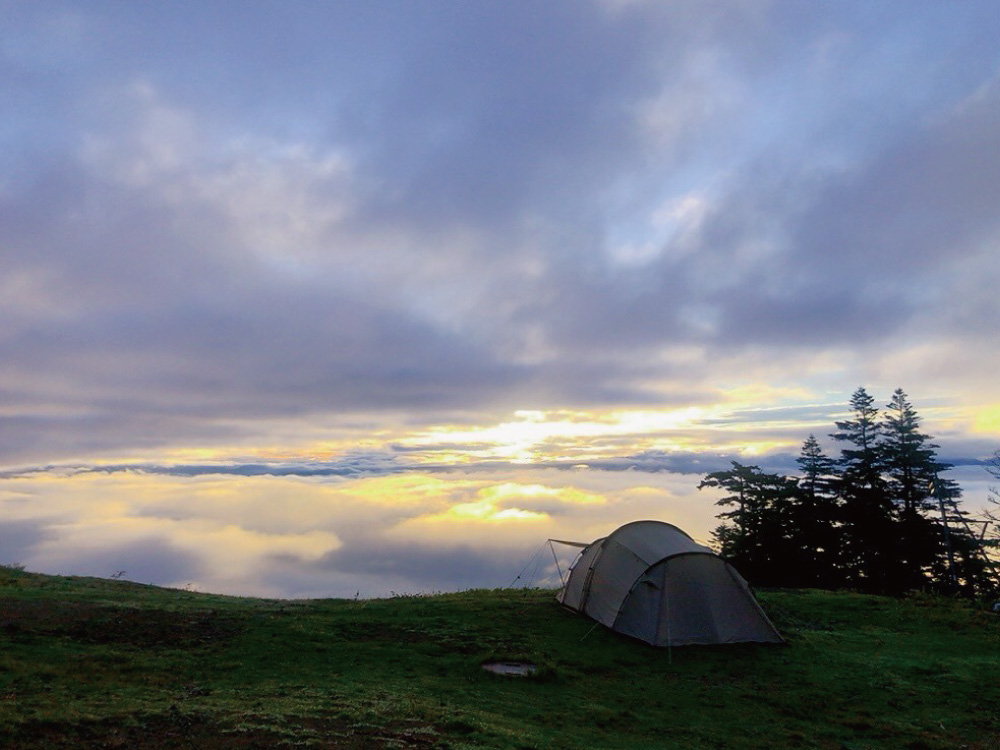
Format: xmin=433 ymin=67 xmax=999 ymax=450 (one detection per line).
xmin=1 ymin=566 xmax=998 ymax=749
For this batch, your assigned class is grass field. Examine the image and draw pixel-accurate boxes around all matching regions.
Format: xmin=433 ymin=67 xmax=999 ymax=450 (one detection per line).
xmin=1 ymin=565 xmax=998 ymax=749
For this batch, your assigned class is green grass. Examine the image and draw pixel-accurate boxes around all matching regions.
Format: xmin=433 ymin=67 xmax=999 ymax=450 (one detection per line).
xmin=1 ymin=566 xmax=998 ymax=749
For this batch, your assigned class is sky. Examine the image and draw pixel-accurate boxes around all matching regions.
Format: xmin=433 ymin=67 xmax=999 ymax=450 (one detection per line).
xmin=2 ymin=1 xmax=1000 ymax=598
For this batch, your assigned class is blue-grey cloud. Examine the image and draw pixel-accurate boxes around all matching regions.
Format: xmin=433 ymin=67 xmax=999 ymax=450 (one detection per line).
xmin=7 ymin=447 xmax=975 ymax=485
xmin=0 ymin=520 xmax=54 ymax=567
xmin=35 ymin=537 xmax=203 ymax=587
xmin=310 ymin=537 xmax=527 ymax=593
xmin=2 ymin=0 xmax=999 ymax=468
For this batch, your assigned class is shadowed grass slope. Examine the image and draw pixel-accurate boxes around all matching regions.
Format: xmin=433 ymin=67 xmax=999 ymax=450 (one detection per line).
xmin=0 ymin=566 xmax=998 ymax=749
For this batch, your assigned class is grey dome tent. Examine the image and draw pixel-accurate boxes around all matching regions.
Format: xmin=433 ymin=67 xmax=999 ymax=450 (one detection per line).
xmin=557 ymin=520 xmax=783 ymax=646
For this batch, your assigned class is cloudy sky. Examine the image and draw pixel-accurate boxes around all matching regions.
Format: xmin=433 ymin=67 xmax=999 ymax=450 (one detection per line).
xmin=3 ymin=1 xmax=1000 ymax=597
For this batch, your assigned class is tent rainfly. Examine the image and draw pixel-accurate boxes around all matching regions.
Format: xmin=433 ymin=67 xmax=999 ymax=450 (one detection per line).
xmin=557 ymin=520 xmax=783 ymax=646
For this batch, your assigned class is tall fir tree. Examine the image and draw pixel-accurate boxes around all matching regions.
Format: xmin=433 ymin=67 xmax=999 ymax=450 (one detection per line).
xmin=830 ymin=387 xmax=898 ymax=591
xmin=880 ymin=389 xmax=946 ymax=590
xmin=882 ymin=388 xmax=947 ymax=515
xmin=793 ymin=435 xmax=843 ymax=587
xmin=831 ymin=387 xmax=884 ymax=489
xmin=797 ymin=433 xmax=839 ymax=500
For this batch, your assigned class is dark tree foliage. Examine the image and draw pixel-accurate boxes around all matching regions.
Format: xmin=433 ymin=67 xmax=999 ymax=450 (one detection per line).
xmin=796 ymin=434 xmax=838 ymax=499
xmin=984 ymin=451 xmax=1000 ymax=548
xmin=792 ymin=435 xmax=842 ymax=588
xmin=881 ymin=389 xmax=951 ymax=591
xmin=699 ymin=388 xmax=995 ymax=596
xmin=830 ymin=387 xmax=884 ymax=490
xmin=882 ymin=388 xmax=946 ymax=515
xmin=930 ymin=455 xmax=1000 ymax=596
xmin=830 ymin=387 xmax=898 ymax=591
xmin=699 ymin=462 xmax=799 ymax=586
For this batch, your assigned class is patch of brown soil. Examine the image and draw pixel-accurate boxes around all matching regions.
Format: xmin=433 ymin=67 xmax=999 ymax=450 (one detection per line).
xmin=0 ymin=600 xmax=242 ymax=648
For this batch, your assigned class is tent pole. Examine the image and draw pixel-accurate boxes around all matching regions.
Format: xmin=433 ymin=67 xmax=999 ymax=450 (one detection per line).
xmin=549 ymin=540 xmax=566 ymax=587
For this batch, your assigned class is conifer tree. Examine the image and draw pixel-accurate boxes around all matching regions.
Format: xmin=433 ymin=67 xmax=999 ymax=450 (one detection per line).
xmin=699 ymin=461 xmax=798 ymax=586
xmin=797 ymin=434 xmax=838 ymax=501
xmin=793 ymin=434 xmax=843 ymax=587
xmin=830 ymin=387 xmax=897 ymax=591
xmin=699 ymin=461 xmax=760 ymax=559
xmin=831 ymin=387 xmax=884 ymax=488
xmin=696 ymin=389 xmax=991 ymax=594
xmin=882 ymin=388 xmax=946 ymax=515
xmin=880 ymin=388 xmax=946 ymax=590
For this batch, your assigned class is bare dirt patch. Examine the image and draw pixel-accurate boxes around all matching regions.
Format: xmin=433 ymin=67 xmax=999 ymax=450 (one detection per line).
xmin=0 ymin=600 xmax=242 ymax=649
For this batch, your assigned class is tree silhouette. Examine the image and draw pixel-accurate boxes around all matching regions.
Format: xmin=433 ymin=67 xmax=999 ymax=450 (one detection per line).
xmin=882 ymin=388 xmax=946 ymax=515
xmin=792 ymin=435 xmax=842 ymax=587
xmin=699 ymin=461 xmax=800 ymax=586
xmin=830 ymin=387 xmax=897 ymax=591
xmin=880 ymin=389 xmax=950 ymax=591
xmin=699 ymin=388 xmax=989 ymax=595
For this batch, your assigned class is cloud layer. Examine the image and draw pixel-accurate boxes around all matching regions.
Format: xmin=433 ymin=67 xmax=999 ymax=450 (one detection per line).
xmin=3 ymin=2 xmax=1000 ymax=594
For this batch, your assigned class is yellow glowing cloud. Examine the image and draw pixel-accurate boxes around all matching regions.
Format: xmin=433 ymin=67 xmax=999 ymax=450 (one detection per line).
xmin=345 ymin=474 xmax=480 ymax=507
xmin=112 ymin=387 xmax=843 ymax=475
xmin=478 ymin=482 xmax=604 ymax=506
xmin=973 ymin=405 xmax=1000 ymax=437
xmin=716 ymin=383 xmax=815 ymax=407
xmin=438 ymin=499 xmax=547 ymax=522
xmin=393 ymin=402 xmax=827 ymax=465
xmin=1 ymin=455 xmax=729 ymax=596
xmin=395 ymin=480 xmax=607 ymax=528
xmin=397 ymin=407 xmax=714 ymax=462
xmin=739 ymin=441 xmax=792 ymax=457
